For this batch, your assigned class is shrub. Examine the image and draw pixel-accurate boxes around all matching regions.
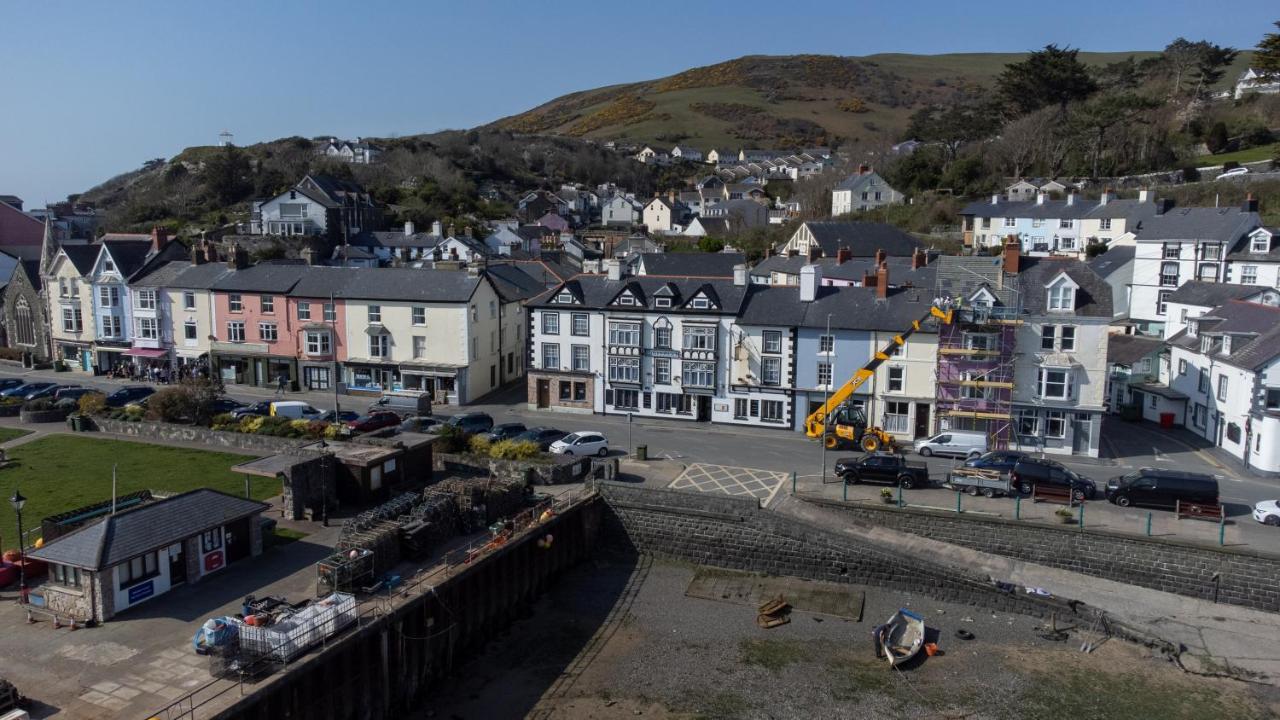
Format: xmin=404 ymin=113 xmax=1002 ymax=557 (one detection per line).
xmin=0 ymin=396 xmax=22 ymax=407
xmin=22 ymin=398 xmax=54 ymax=412
xmin=468 ymin=435 xmax=493 ymax=456
xmin=78 ymin=392 xmax=106 ymax=416
xmin=0 ymin=347 xmax=24 ymax=361
xmin=122 ymin=405 xmax=145 ymax=422
xmin=323 ymin=424 xmax=341 ymax=440
xmin=241 ymin=416 xmax=266 ymax=434
xmin=435 ymin=424 xmax=469 ymax=453
xmin=210 ymin=412 xmax=238 ymax=431
xmin=145 ymin=387 xmax=196 ymax=423
xmin=490 ymin=439 xmax=541 ymax=460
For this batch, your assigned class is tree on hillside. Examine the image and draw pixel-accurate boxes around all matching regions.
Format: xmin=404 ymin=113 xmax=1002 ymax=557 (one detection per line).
xmin=1206 ymin=121 xmax=1230 ymax=154
xmin=202 ymin=145 xmax=252 ymax=206
xmin=1160 ymin=39 xmax=1238 ymax=101
xmin=1254 ymin=21 xmax=1280 ymax=78
xmin=996 ymin=45 xmax=1098 ymax=116
xmin=905 ymin=101 xmax=1000 ymax=164
xmin=1070 ymin=93 xmax=1162 ymax=177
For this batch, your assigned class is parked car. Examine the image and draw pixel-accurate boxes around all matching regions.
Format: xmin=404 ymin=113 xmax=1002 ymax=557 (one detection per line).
xmin=368 ymin=391 xmax=431 ymax=418
xmin=446 ymin=412 xmax=494 ymax=434
xmin=484 ymin=423 xmax=527 ymax=442
xmin=514 ymin=427 xmax=567 ymax=450
xmin=834 ymin=453 xmax=930 ymax=489
xmin=962 ymin=450 xmax=1028 ymax=474
xmin=317 ymin=409 xmax=360 ymax=424
xmin=269 ymin=401 xmax=324 ymax=420
xmin=399 ymin=415 xmax=445 ymax=433
xmin=1010 ymin=457 xmax=1097 ymax=500
xmin=1253 ymin=500 xmax=1280 ymax=526
xmin=104 ymin=385 xmax=155 ymax=408
xmin=346 ymin=411 xmax=401 ymax=434
xmin=913 ymin=430 xmax=987 ymax=459
xmin=24 ymin=383 xmax=76 ymax=401
xmin=53 ymin=387 xmax=98 ymax=410
xmin=1105 ymin=468 xmax=1219 ymax=510
xmin=1 ymin=382 xmax=55 ymax=399
xmin=231 ymin=401 xmax=274 ymax=418
xmin=549 ymin=431 xmax=609 ymax=457
xmin=1215 ymin=167 xmax=1249 ymax=180
xmin=205 ymin=398 xmax=248 ymax=416
xmin=0 ymin=379 xmax=23 ymax=392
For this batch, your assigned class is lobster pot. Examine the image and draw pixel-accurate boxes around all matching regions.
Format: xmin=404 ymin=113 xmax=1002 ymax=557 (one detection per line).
xmin=235 ymin=594 xmax=357 ymax=663
xmin=336 ymin=522 xmax=401 ymax=576
xmin=433 ymin=476 xmax=528 ymax=524
xmin=317 ymin=549 xmax=375 ymax=595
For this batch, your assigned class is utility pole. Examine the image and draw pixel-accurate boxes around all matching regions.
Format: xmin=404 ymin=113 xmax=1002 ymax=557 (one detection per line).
xmin=330 ymin=291 xmax=340 ymax=415
xmin=821 ymin=313 xmax=833 ymax=483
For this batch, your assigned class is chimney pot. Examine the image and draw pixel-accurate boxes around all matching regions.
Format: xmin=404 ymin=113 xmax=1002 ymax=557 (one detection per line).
xmin=150 ymin=226 xmax=169 ymax=253
xmin=991 ymin=194 xmax=1000 ymax=205
xmin=836 ymin=247 xmax=851 ymax=265
xmin=876 ymin=261 xmax=889 ymax=299
xmin=807 ymin=245 xmax=822 ymax=262
xmin=911 ymin=248 xmax=926 ymax=270
xmin=404 ymin=220 xmax=415 ymax=237
xmin=1244 ymin=193 xmax=1259 ymax=213
xmin=874 ymin=248 xmax=886 ymax=267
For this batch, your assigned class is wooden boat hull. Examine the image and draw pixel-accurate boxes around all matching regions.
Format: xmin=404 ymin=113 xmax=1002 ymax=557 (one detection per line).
xmin=879 ymin=608 xmax=925 ymax=667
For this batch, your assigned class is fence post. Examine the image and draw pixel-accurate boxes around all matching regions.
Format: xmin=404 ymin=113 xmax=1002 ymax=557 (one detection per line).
xmin=1015 ymin=495 xmax=1021 ymax=520
xmin=955 ymin=490 xmax=962 ymax=514
xmin=1146 ymin=512 xmax=1152 ymax=537
xmin=1219 ymin=516 xmax=1226 ymax=546
xmin=842 ymin=478 xmax=847 ymax=502
xmin=897 ymin=484 xmax=904 ymax=508
xmin=1078 ymin=502 xmax=1085 ymax=530
xmin=791 ymin=471 xmax=796 ymax=495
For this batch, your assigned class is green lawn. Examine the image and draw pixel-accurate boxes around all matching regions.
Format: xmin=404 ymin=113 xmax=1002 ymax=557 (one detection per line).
xmin=1198 ymin=143 xmax=1280 ymax=166
xmin=0 ymin=436 xmax=274 ymax=550
xmin=0 ymin=427 xmax=31 ymax=444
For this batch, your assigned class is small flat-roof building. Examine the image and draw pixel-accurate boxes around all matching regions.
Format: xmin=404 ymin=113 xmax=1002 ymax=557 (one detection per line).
xmin=28 ymin=489 xmax=268 ymax=622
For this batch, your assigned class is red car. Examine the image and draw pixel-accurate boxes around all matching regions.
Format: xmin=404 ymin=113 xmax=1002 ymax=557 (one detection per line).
xmin=346 ymin=411 xmax=401 ymax=433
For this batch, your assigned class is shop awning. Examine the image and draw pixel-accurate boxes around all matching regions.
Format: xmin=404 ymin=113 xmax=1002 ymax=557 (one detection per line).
xmin=123 ymin=347 xmax=167 ymax=358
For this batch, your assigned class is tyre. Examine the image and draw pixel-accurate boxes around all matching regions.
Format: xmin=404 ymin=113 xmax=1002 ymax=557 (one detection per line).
xmin=845 ymin=472 xmax=861 ymax=484
xmin=1265 ymin=515 xmax=1280 ymax=527
xmin=861 ymin=435 xmax=881 ymax=453
xmin=597 ymin=447 xmax=608 ymax=458
xmin=919 ymin=447 xmax=933 ymax=457
xmin=898 ymin=475 xmax=914 ymax=490
xmin=824 ymin=435 xmax=839 ymax=450
xmin=966 ymin=486 xmax=979 ymax=497
xmin=967 ymin=451 xmax=981 ymax=460
xmin=982 ymin=487 xmax=997 ymax=499
xmin=1072 ymin=488 xmax=1086 ymax=502
xmin=1116 ymin=495 xmax=1132 ymax=508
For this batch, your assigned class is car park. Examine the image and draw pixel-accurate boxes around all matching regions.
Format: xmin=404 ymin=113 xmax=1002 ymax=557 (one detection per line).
xmin=398 ymin=415 xmax=445 ymax=433
xmin=1010 ymin=457 xmax=1097 ymax=500
xmin=484 ymin=423 xmax=527 ymax=442
xmin=1104 ymin=468 xmax=1218 ymax=510
xmin=913 ymin=430 xmax=987 ymax=459
xmin=346 ymin=411 xmax=401 ymax=434
xmin=514 ymin=427 xmax=567 ymax=450
xmin=1 ymin=382 xmax=55 ymax=399
xmin=53 ymin=388 xmax=98 ymax=410
xmin=104 ymin=385 xmax=155 ymax=408
xmin=834 ymin=453 xmax=930 ymax=489
xmin=1253 ymin=500 xmax=1280 ymax=526
xmin=549 ymin=431 xmax=609 ymax=457
xmin=447 ymin=412 xmax=494 ymax=434
xmin=962 ymin=450 xmax=1027 ymax=474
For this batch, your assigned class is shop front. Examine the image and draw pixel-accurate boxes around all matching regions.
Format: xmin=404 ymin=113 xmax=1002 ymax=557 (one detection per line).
xmin=56 ymin=341 xmax=94 ymax=372
xmin=400 ymin=363 xmax=464 ymax=405
xmin=344 ymin=359 xmax=401 ymax=396
xmin=94 ymin=340 xmax=130 ymax=376
xmin=212 ymin=341 xmax=296 ymax=389
xmin=124 ymin=346 xmax=171 ymax=380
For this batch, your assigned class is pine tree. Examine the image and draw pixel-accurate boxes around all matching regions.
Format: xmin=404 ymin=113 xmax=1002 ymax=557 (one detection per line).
xmin=1255 ymin=21 xmax=1280 ymax=78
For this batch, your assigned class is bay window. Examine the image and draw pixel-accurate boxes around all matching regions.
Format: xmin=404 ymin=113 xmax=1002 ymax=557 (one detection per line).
xmin=682 ymin=361 xmax=715 ymax=388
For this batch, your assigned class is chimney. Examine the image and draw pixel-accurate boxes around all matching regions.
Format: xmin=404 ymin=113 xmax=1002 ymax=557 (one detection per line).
xmin=150 ymin=226 xmax=169 ymax=253
xmin=836 ymin=247 xmax=851 ymax=265
xmin=447 ymin=224 xmax=455 ymax=237
xmin=733 ymin=263 xmax=748 ymax=287
xmin=190 ymin=242 xmax=206 ymax=265
xmin=991 ymin=194 xmax=1000 ymax=205
xmin=605 ymin=259 xmax=623 ymax=281
xmin=1099 ymin=188 xmax=1111 ymax=206
xmin=667 ymin=189 xmax=676 ymax=202
xmin=1003 ymin=237 xmax=1020 ymax=274
xmin=227 ymin=243 xmax=249 ymax=270
xmin=203 ymin=240 xmax=220 ymax=263
xmin=911 ymin=248 xmax=926 ymax=269
xmin=788 ymin=248 xmax=799 ymax=257
xmin=807 ymin=245 xmax=822 ymax=263
xmin=1066 ymin=190 xmax=1076 ymax=206
xmin=467 ymin=262 xmax=483 ymax=277
xmin=431 ymin=220 xmax=443 ymax=236
xmin=799 ymin=264 xmax=822 ymax=302
xmin=464 ymin=225 xmax=471 ymax=238
xmin=1156 ymin=199 xmax=1173 ymax=215
xmin=1138 ymin=187 xmax=1151 ymax=203
xmin=404 ymin=220 xmax=415 ymax=237
xmin=857 ymin=164 xmax=870 ymax=175
xmin=300 ymin=247 xmax=317 ymax=266
xmin=862 ymin=271 xmax=877 ymax=288
xmin=874 ymin=248 xmax=886 ymax=267
xmin=1243 ymin=193 xmax=1259 ymax=213
xmin=876 ymin=262 xmax=889 ymax=299
xmin=1035 ymin=192 xmax=1046 ymax=206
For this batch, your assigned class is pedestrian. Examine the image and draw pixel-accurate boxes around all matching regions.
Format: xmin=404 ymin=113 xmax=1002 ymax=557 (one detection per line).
xmin=275 ymin=373 xmax=288 ymax=396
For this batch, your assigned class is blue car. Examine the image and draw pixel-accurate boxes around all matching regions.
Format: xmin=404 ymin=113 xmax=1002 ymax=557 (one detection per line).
xmin=0 ymin=379 xmax=24 ymax=392
xmin=1 ymin=382 xmax=56 ymax=399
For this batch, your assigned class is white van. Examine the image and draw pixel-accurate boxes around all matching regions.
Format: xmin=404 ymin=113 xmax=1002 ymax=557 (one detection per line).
xmin=269 ymin=401 xmax=324 ymax=420
xmin=913 ymin=430 xmax=987 ymax=459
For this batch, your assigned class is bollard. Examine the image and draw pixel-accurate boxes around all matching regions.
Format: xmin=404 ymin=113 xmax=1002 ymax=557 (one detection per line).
xmin=956 ymin=490 xmax=962 ymax=514
xmin=1219 ymin=518 xmax=1226 ymax=546
xmin=1015 ymin=495 xmax=1022 ymax=520
xmin=1146 ymin=512 xmax=1152 ymax=537
xmin=897 ymin=484 xmax=904 ymax=508
xmin=842 ymin=478 xmax=848 ymax=502
xmin=1078 ymin=502 xmax=1085 ymax=529
xmin=791 ymin=471 xmax=797 ymax=495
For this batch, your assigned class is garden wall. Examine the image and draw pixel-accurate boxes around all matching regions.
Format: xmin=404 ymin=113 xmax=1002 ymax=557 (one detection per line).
xmin=433 ymin=451 xmax=600 ymax=485
xmin=94 ymin=418 xmax=316 ymax=454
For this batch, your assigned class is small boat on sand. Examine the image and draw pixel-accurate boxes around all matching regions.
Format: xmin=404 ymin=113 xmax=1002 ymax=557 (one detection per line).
xmin=875 ymin=609 xmax=925 ymax=667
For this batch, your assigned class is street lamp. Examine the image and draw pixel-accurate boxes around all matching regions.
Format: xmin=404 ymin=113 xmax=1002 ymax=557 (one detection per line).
xmin=10 ymin=489 xmax=26 ymax=604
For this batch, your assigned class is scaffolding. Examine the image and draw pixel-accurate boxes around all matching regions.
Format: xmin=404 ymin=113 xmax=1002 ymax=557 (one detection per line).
xmin=935 ymin=304 xmax=1021 ymax=450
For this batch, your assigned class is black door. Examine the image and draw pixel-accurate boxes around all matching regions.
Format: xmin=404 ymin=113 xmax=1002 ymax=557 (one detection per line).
xmin=914 ymin=403 xmax=930 ymax=438
xmin=225 ymin=517 xmax=252 ymax=564
xmin=169 ymin=543 xmax=187 ymax=586
xmin=697 ymin=396 xmax=712 ymax=421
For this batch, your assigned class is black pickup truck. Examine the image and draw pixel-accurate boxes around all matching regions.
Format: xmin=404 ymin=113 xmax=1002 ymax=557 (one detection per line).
xmin=834 ymin=453 xmax=931 ymax=489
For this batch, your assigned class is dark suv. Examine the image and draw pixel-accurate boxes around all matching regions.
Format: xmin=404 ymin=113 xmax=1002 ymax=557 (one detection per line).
xmin=105 ymin=385 xmax=155 ymax=408
xmin=447 ymin=412 xmax=494 ymax=434
xmin=1010 ymin=457 xmax=1098 ymax=500
xmin=1105 ymin=468 xmax=1218 ymax=510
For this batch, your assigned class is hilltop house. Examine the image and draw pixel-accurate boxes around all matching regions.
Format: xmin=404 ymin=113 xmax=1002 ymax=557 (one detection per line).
xmin=322 ymin=137 xmax=381 ymax=164
xmin=831 ymin=168 xmax=903 ymax=215
xmin=643 ymin=195 xmax=689 ymax=235
xmin=251 ymin=175 xmax=383 ymax=238
xmin=1234 ymin=68 xmax=1280 ymax=100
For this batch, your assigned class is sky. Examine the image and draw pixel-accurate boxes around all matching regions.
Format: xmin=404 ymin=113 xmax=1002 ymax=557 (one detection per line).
xmin=1 ymin=1 xmax=1274 ymax=207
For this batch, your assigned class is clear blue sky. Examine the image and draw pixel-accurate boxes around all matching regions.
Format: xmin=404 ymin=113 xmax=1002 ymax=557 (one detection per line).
xmin=2 ymin=1 xmax=1274 ymax=208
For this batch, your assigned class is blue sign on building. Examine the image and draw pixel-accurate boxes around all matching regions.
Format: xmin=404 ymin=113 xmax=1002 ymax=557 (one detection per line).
xmin=128 ymin=580 xmax=155 ymax=605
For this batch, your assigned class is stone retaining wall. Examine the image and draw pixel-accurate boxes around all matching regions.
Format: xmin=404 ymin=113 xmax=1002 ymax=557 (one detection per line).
xmin=433 ymin=452 xmax=594 ymax=485
xmin=94 ymin=417 xmax=312 ymax=454
xmin=598 ymin=484 xmax=1084 ymax=619
xmin=808 ymin=498 xmax=1280 ymax=612
xmin=20 ymin=407 xmax=70 ymax=423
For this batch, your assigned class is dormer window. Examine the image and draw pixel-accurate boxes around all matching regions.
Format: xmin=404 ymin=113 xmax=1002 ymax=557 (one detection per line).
xmin=555 ymin=291 xmax=575 ymax=304
xmin=1221 ymin=336 xmax=1232 ymax=355
xmin=1201 ymin=335 xmax=1212 ymax=353
xmin=1252 ymin=231 xmax=1272 ymax=254
xmin=689 ymin=297 xmax=711 ymax=310
xmin=616 ymin=294 xmax=638 ymax=306
xmin=655 ymin=297 xmax=671 ymax=308
xmin=1187 ymin=320 xmax=1197 ymax=337
xmin=1047 ymin=282 xmax=1075 ymax=311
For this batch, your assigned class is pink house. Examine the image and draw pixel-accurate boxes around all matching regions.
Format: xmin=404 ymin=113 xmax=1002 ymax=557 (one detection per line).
xmin=0 ymin=198 xmax=45 ymax=261
xmin=209 ymin=262 xmax=348 ymax=391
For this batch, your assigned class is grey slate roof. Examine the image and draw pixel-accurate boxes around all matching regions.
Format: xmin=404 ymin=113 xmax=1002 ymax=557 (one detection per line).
xmin=1165 ymin=281 xmax=1268 ymax=307
xmin=739 ymin=284 xmax=939 ymax=332
xmin=833 ymin=171 xmax=896 ymax=195
xmin=751 ymin=255 xmax=935 ymax=288
xmin=800 ymin=222 xmax=925 ymax=257
xmin=356 ymin=231 xmax=444 ymax=249
xmin=1168 ymin=300 xmax=1280 ymax=371
xmin=101 ymin=239 xmax=153 ymax=277
xmin=1086 ymin=246 xmax=1134 ymax=279
xmin=1226 ymin=228 xmax=1280 ymax=262
xmin=60 ymin=244 xmax=100 ymax=275
xmin=1016 ymin=257 xmax=1113 ymax=317
xmin=639 ymin=252 xmax=745 ymax=278
xmin=211 ymin=263 xmax=309 ymax=293
xmin=1107 ymin=334 xmax=1163 ymax=366
xmin=132 ymin=261 xmax=235 ymax=290
xmin=485 ymin=264 xmax=545 ymax=302
xmin=29 ymin=489 xmax=267 ymax=570
xmin=1084 ymin=198 xmax=1159 ymax=222
xmin=960 ymin=197 xmax=1094 ymax=220
xmin=1134 ymin=207 xmax=1259 ymax=244
xmin=933 ymin=255 xmax=1018 ymax=307
xmin=284 ymin=266 xmax=483 ymax=302
xmin=530 ymin=275 xmax=750 ymax=315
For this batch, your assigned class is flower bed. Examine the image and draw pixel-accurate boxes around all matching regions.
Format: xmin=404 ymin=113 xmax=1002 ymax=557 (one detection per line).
xmin=209 ymin=413 xmax=339 ymax=440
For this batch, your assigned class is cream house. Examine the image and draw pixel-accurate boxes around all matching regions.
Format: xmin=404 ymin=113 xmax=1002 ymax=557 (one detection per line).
xmin=44 ymin=244 xmax=100 ymax=372
xmin=128 ymin=242 xmax=233 ymax=372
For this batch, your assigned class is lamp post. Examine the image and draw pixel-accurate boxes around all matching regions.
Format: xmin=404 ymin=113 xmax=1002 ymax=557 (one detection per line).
xmin=10 ymin=489 xmax=26 ymax=604
xmin=820 ymin=313 xmax=833 ymax=483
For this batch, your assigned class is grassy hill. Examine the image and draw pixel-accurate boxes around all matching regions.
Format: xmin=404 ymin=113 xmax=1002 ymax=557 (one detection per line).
xmin=486 ymin=51 xmax=1228 ymax=150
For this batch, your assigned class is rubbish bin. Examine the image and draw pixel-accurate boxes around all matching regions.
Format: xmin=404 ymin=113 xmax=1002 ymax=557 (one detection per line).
xmin=634 ymin=444 xmax=647 ymax=461
xmin=1160 ymin=412 xmax=1175 ymax=429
